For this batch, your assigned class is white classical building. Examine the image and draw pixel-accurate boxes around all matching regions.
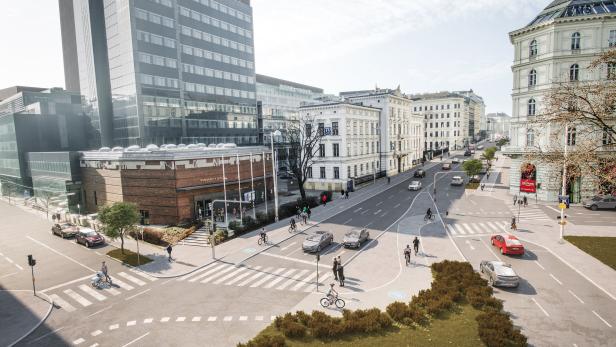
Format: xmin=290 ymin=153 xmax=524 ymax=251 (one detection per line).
xmin=300 ymin=102 xmax=381 ymax=191
xmin=341 ymin=88 xmax=424 ymax=176
xmin=409 ymin=90 xmax=486 ymax=153
xmin=504 ymin=0 xmax=616 ymax=202
xmin=486 ymin=112 xmax=511 ymax=141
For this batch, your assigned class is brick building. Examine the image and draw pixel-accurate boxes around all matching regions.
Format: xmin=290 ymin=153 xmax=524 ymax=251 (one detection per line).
xmin=80 ymin=144 xmax=274 ymax=225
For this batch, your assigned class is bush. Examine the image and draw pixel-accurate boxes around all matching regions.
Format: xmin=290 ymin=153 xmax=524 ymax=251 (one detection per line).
xmin=386 ymin=302 xmax=409 ymax=322
xmin=308 ymin=311 xmax=343 ymax=339
xmin=342 ymin=309 xmax=393 ymax=334
xmin=476 ymin=310 xmax=527 ymax=347
xmin=237 ymin=334 xmax=286 ymax=347
xmin=277 ymin=313 xmax=307 ymax=338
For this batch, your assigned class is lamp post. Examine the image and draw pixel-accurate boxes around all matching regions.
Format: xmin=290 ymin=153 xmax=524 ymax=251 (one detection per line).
xmin=269 ymin=130 xmax=282 ymax=222
xmin=559 ymin=126 xmax=569 ymax=242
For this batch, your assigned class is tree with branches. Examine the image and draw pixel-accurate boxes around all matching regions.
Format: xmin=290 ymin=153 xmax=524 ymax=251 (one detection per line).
xmin=98 ymin=202 xmax=140 ymax=254
xmin=286 ymin=113 xmax=326 ymax=200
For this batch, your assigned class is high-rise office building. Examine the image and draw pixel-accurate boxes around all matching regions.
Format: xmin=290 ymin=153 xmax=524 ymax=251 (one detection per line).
xmin=59 ymin=0 xmax=258 ymax=147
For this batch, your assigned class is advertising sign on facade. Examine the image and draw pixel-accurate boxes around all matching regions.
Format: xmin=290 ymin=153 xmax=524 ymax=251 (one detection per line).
xmin=520 ymin=163 xmax=537 ymax=193
xmin=520 ymin=179 xmax=536 ymax=193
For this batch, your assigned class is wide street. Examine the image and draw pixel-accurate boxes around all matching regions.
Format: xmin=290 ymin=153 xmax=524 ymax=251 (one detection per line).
xmin=2 ymin=147 xmax=616 ymax=347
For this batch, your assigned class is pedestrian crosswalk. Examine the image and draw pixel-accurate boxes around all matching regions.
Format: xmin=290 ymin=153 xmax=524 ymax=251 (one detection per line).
xmin=48 ymin=270 xmax=156 ymax=313
xmin=446 ymin=221 xmax=508 ymax=237
xmin=508 ymin=205 xmax=552 ymax=222
xmin=177 ymin=262 xmax=326 ymax=292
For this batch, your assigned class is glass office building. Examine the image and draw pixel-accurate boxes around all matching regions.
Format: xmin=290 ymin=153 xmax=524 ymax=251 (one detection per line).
xmin=60 ymin=0 xmax=258 ymax=147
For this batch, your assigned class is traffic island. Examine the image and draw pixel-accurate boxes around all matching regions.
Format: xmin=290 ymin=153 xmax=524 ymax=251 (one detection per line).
xmin=0 ymin=290 xmax=53 ymax=347
xmin=564 ymin=236 xmax=616 ymax=271
xmin=107 ymin=248 xmax=153 ymax=267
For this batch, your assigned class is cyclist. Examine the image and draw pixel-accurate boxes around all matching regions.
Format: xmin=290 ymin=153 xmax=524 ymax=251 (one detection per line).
xmin=259 ymin=228 xmax=267 ymax=244
xmin=404 ymin=245 xmax=412 ymax=266
xmin=326 ymin=283 xmax=338 ymax=303
xmin=290 ymin=218 xmax=297 ymax=232
xmin=413 ymin=237 xmax=420 ymax=256
xmin=425 ymin=208 xmax=433 ymax=221
xmin=101 ymin=261 xmax=111 ymax=283
xmin=511 ymin=216 xmax=517 ymax=231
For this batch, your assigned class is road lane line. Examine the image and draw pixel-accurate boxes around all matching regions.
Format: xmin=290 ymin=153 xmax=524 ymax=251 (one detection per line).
xmin=381 ymin=212 xmax=388 ymax=217
xmin=353 ymin=207 xmax=362 ymax=213
xmin=63 ymin=289 xmax=92 ymax=307
xmin=117 ymin=272 xmax=146 ymax=286
xmin=549 ymin=274 xmax=563 ymax=285
xmin=361 ymin=210 xmax=369 ymax=215
xmin=394 ymin=203 xmax=401 ymax=208
xmin=280 ymin=242 xmax=296 ymax=251
xmin=208 ymin=316 xmax=217 ymax=321
xmin=225 ymin=266 xmax=261 ymax=285
xmin=290 ymin=271 xmax=318 ymax=291
xmin=120 ymin=332 xmax=150 ymax=347
xmin=91 ymin=330 xmax=102 ymax=337
xmin=223 ymin=316 xmax=233 ymax=321
xmin=125 ymin=289 xmax=150 ymax=301
xmin=86 ymin=306 xmax=112 ymax=318
xmin=73 ymin=338 xmax=85 ymax=345
xmin=109 ymin=324 xmax=119 ymax=330
xmin=0 ymin=271 xmax=18 ymax=279
xmin=534 ymin=261 xmax=545 ymax=270
xmin=192 ymin=316 xmax=201 ymax=322
xmin=26 ymin=236 xmax=96 ymax=272
xmin=49 ymin=294 xmax=76 ymax=312
xmin=568 ymin=290 xmax=585 ymax=304
xmin=175 ymin=317 xmax=185 ymax=322
xmin=160 ymin=317 xmax=170 ymax=322
xmin=127 ymin=320 xmax=136 ymax=326
xmin=465 ymin=240 xmax=475 ymax=251
xmin=531 ymin=298 xmax=550 ymax=317
xmin=27 ymin=326 xmax=65 ymax=343
xmin=592 ymin=310 xmax=612 ymax=328
xmin=373 ymin=209 xmax=382 ymax=215
xmin=41 ymin=275 xmax=93 ymax=293
xmin=78 ymin=284 xmax=106 ymax=301
xmin=342 ymin=219 xmax=352 ymax=225
xmin=143 ymin=318 xmax=153 ymax=324
xmin=237 ymin=266 xmax=273 ymax=286
xmin=376 ymin=201 xmax=383 ymax=206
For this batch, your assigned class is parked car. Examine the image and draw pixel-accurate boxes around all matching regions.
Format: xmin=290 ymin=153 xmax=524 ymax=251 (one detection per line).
xmin=408 ymin=181 xmax=422 ymax=191
xmin=51 ymin=223 xmax=79 ymax=238
xmin=491 ymin=234 xmax=525 ymax=255
xmin=414 ymin=169 xmax=426 ymax=178
xmin=464 ymin=150 xmax=472 ymax=156
xmin=302 ymin=230 xmax=333 ymax=253
xmin=451 ymin=176 xmax=464 ymax=186
xmin=583 ymin=196 xmax=616 ymax=211
xmin=451 ymin=158 xmax=460 ymax=164
xmin=480 ymin=260 xmax=520 ymax=288
xmin=477 ymin=145 xmax=485 ymax=150
xmin=469 ymin=175 xmax=481 ymax=183
xmin=75 ymin=228 xmax=105 ymax=248
xmin=343 ymin=228 xmax=370 ymax=248
xmin=442 ymin=163 xmax=451 ymax=170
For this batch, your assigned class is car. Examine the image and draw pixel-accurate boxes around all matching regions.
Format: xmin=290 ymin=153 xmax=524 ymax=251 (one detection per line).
xmin=464 ymin=150 xmax=472 ymax=156
xmin=414 ymin=169 xmax=426 ymax=178
xmin=491 ymin=234 xmax=525 ymax=255
xmin=75 ymin=228 xmax=105 ymax=248
xmin=408 ymin=181 xmax=422 ymax=191
xmin=442 ymin=163 xmax=451 ymax=170
xmin=51 ymin=223 xmax=79 ymax=238
xmin=451 ymin=176 xmax=464 ymax=186
xmin=451 ymin=158 xmax=460 ymax=164
xmin=302 ymin=230 xmax=333 ymax=253
xmin=480 ymin=260 xmax=519 ymax=288
xmin=343 ymin=228 xmax=370 ymax=248
xmin=469 ymin=175 xmax=481 ymax=183
xmin=477 ymin=145 xmax=485 ymax=150
xmin=583 ymin=196 xmax=616 ymax=211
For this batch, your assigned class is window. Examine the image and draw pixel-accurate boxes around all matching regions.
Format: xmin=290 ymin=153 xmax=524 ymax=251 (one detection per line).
xmin=319 ymin=144 xmax=325 ymax=157
xmin=526 ymin=129 xmax=535 ymax=147
xmin=305 ymin=124 xmax=312 ymax=137
xmin=528 ymin=98 xmax=536 ymax=116
xmin=603 ymin=127 xmax=614 ymax=145
xmin=529 ymin=39 xmax=538 ymax=57
xmin=320 ymin=167 xmax=326 ymax=179
xmin=332 ymin=122 xmax=339 ymax=135
xmin=567 ymin=127 xmax=576 ymax=145
xmin=333 ymin=144 xmax=339 ymax=157
xmin=334 ymin=167 xmax=340 ymax=179
xmin=318 ymin=123 xmax=324 ymax=136
xmin=528 ymin=69 xmax=537 ymax=87
xmin=610 ymin=30 xmax=616 ymax=47
xmin=140 ymin=210 xmax=150 ymax=225
xmin=570 ymin=64 xmax=579 ymax=81
xmin=307 ymin=167 xmax=313 ymax=178
xmin=571 ymin=32 xmax=581 ymax=50
xmin=608 ymin=63 xmax=616 ymax=79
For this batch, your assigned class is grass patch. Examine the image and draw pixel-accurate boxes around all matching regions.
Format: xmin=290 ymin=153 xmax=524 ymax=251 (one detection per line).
xmin=465 ymin=182 xmax=480 ymax=190
xmin=565 ymin=236 xmax=616 ymax=271
xmin=107 ymin=248 xmax=152 ymax=266
xmin=244 ymin=305 xmax=482 ymax=347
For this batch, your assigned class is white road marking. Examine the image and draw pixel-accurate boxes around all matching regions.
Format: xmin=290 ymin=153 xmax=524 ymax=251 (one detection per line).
xmin=176 ymin=317 xmax=186 ymax=322
xmin=260 ymin=252 xmax=317 ymax=266
xmin=91 ymin=330 xmax=102 ymax=337
xmin=239 ymin=316 xmax=248 ymax=321
xmin=213 ymin=267 xmax=247 ymax=284
xmin=531 ymin=298 xmax=550 ymax=317
xmin=290 ymin=271 xmax=318 ymax=291
xmin=200 ymin=265 xmax=236 ymax=284
xmin=342 ymin=218 xmax=352 ymax=225
xmin=225 ymin=266 xmax=261 ymax=285
xmin=26 ymin=236 xmax=96 ymax=272
xmin=568 ymin=290 xmax=585 ymax=304
xmin=177 ymin=262 xmax=219 ymax=281
xmin=102 ymin=286 xmax=121 ymax=296
xmin=125 ymin=289 xmax=150 ymax=301
xmin=64 ymin=289 xmax=92 ymax=307
xmin=208 ymin=316 xmax=217 ymax=321
xmin=188 ymin=264 xmax=227 ymax=282
xmin=454 ymin=224 xmax=467 ymax=235
xmin=251 ymin=268 xmax=285 ymax=288
xmin=223 ymin=316 xmax=233 ymax=321
xmin=376 ymin=201 xmax=383 ymax=206
xmin=394 ymin=203 xmax=401 ymax=208
xmin=447 ymin=225 xmax=457 ymax=235
xmin=49 ymin=294 xmax=76 ymax=312
xmin=361 ymin=209 xmax=369 ymax=215
xmin=306 ymin=273 xmax=331 ymax=292
xmin=534 ymin=261 xmax=546 ymax=270
xmin=381 ymin=212 xmax=388 ymax=217
xmin=120 ymin=332 xmax=150 ymax=347
xmin=255 ymin=316 xmax=263 ymax=321
xmin=592 ymin=310 xmax=612 ymax=328
xmin=126 ymin=320 xmax=136 ymax=326
xmin=73 ymin=338 xmax=85 ymax=345
xmin=353 ymin=207 xmax=362 ymax=213
xmin=192 ymin=316 xmax=201 ymax=322
xmin=0 ymin=271 xmax=18 ymax=279
xmin=109 ymin=324 xmax=119 ymax=330
xmin=237 ymin=266 xmax=273 ymax=286
xmin=160 ymin=317 xmax=170 ymax=322
xmin=78 ymin=284 xmax=106 ymax=301
xmin=86 ymin=306 xmax=112 ymax=318
xmin=373 ymin=209 xmax=382 ymax=215
xmin=461 ymin=223 xmax=476 ymax=234
xmin=129 ymin=270 xmax=158 ymax=282
xmin=465 ymin=240 xmax=476 ymax=251
xmin=549 ymin=273 xmax=563 ymax=285
xmin=117 ymin=272 xmax=146 ymax=286
xmin=277 ymin=269 xmax=309 ymax=290
xmin=144 ymin=318 xmax=153 ymax=324
xmin=111 ymin=278 xmax=134 ymax=291
xmin=280 ymin=242 xmax=296 ymax=251
xmin=264 ymin=269 xmax=296 ymax=289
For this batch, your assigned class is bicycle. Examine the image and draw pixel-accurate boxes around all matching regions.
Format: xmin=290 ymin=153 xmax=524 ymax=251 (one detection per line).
xmin=320 ymin=294 xmax=345 ymax=309
xmin=288 ymin=224 xmax=297 ymax=233
xmin=423 ymin=214 xmax=435 ymax=222
xmin=258 ymin=234 xmax=268 ymax=245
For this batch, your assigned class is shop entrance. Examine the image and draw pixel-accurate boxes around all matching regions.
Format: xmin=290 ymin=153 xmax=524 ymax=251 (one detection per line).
xmin=195 ymin=198 xmax=213 ymax=220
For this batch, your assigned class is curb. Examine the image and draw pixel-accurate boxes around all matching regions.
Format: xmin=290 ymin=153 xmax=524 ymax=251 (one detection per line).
xmin=4 ymin=290 xmax=54 ymax=347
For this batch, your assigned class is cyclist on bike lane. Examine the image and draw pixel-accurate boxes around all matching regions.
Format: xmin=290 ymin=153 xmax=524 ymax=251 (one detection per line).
xmin=259 ymin=227 xmax=267 ymax=243
xmin=413 ymin=237 xmax=420 ymax=255
xmin=327 ymin=283 xmax=338 ymax=301
xmin=426 ymin=208 xmax=432 ymax=220
xmin=404 ymin=245 xmax=412 ymax=266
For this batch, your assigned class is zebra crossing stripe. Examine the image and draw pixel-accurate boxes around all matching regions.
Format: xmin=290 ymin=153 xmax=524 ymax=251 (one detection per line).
xmin=188 ymin=264 xmax=227 ymax=283
xmin=461 ymin=223 xmax=475 ymax=234
xmin=201 ymin=265 xmax=237 ymax=284
xmin=213 ymin=267 xmax=247 ymax=285
xmin=453 ymin=224 xmax=466 ymax=235
xmin=49 ymin=294 xmax=76 ymax=312
xmin=264 ymin=269 xmax=296 ymax=289
xmin=103 ymin=286 xmax=121 ymax=296
xmin=111 ymin=278 xmax=134 ymax=291
xmin=277 ymin=269 xmax=310 ymax=290
xmin=290 ymin=271 xmax=318 ymax=291
xmin=237 ymin=267 xmax=273 ymax=287
xmin=64 ymin=289 xmax=92 ymax=307
xmin=477 ymin=223 xmax=488 ymax=232
xmin=177 ymin=262 xmax=219 ymax=281
xmin=117 ymin=272 xmax=146 ymax=286
xmin=447 ymin=224 xmax=458 ymax=235
xmin=129 ymin=270 xmax=158 ymax=282
xmin=225 ymin=266 xmax=261 ymax=285
xmin=78 ymin=284 xmax=106 ymax=301
xmin=250 ymin=268 xmax=285 ymax=288
xmin=306 ymin=273 xmax=331 ymax=292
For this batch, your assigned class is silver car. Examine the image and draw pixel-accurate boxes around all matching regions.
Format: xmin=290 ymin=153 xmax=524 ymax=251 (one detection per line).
xmin=343 ymin=228 xmax=369 ymax=248
xmin=583 ymin=196 xmax=616 ymax=211
xmin=302 ymin=231 xmax=333 ymax=253
xmin=408 ymin=181 xmax=422 ymax=191
xmin=480 ymin=260 xmax=519 ymax=288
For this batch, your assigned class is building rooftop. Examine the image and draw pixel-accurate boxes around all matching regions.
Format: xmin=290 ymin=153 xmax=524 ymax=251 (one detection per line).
xmin=340 ymin=86 xmax=405 ymax=99
xmin=80 ymin=144 xmax=271 ymax=161
xmin=256 ymin=74 xmax=323 ymax=94
xmin=0 ymin=86 xmax=47 ymax=102
xmin=299 ymin=100 xmax=382 ymax=111
xmin=525 ymin=0 xmax=616 ymax=28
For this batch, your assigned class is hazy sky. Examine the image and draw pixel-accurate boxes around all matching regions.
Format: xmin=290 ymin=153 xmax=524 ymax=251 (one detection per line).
xmin=0 ymin=0 xmax=547 ymax=114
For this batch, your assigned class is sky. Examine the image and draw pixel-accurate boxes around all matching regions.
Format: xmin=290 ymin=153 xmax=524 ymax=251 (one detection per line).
xmin=0 ymin=0 xmax=548 ymax=114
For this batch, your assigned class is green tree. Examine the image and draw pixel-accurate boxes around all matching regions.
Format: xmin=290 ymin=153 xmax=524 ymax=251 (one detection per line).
xmin=481 ymin=147 xmax=497 ymax=167
xmin=98 ymin=202 xmax=140 ymax=254
xmin=462 ymin=159 xmax=483 ymax=178
xmin=496 ymin=138 xmax=509 ymax=148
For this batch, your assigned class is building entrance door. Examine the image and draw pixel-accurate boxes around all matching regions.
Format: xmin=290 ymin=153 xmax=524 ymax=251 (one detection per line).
xmin=567 ymin=176 xmax=582 ymax=204
xmin=195 ymin=198 xmax=212 ymax=220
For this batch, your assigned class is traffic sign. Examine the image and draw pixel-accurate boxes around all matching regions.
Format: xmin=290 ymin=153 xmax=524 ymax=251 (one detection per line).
xmin=559 ymin=203 xmax=566 ymax=210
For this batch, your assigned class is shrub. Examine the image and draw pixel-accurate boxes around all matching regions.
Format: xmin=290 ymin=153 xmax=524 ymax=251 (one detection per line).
xmin=407 ymin=304 xmax=429 ymax=326
xmin=295 ymin=310 xmax=312 ymax=326
xmin=476 ymin=310 xmax=527 ymax=347
xmin=341 ymin=309 xmax=392 ymax=334
xmin=277 ymin=313 xmax=307 ymax=338
xmin=386 ymin=302 xmax=409 ymax=322
xmin=237 ymin=334 xmax=286 ymax=347
xmin=308 ymin=311 xmax=343 ymax=338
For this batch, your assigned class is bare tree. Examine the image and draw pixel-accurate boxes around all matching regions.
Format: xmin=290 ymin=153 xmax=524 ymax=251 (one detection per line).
xmin=286 ymin=113 xmax=326 ymax=200
xmin=525 ymin=49 xmax=616 ymax=194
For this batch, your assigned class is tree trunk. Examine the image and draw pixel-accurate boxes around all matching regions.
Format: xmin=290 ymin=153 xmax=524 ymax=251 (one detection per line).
xmin=120 ymin=233 xmax=125 ymax=254
xmin=298 ymin=181 xmax=307 ymax=200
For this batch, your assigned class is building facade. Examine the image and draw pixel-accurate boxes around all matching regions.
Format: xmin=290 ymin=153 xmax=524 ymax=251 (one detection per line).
xmin=504 ymin=0 xmax=616 ymax=202
xmin=80 ymin=144 xmax=273 ymax=225
xmin=342 ymin=88 xmax=424 ymax=176
xmin=60 ymin=0 xmax=258 ymax=147
xmin=0 ymin=87 xmax=83 ymax=118
xmin=486 ymin=112 xmax=511 ymax=141
xmin=300 ymin=102 xmax=381 ymax=191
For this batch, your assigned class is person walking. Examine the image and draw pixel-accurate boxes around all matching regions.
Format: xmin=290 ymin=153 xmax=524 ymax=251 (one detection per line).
xmin=387 ymin=177 xmax=391 ymax=184
xmin=332 ymin=257 xmax=339 ymax=281
xmin=166 ymin=244 xmax=173 ymax=262
xmin=321 ymin=194 xmax=327 ymax=206
xmin=523 ymin=196 xmax=528 ymax=207
xmin=307 ymin=207 xmax=312 ymax=220
xmin=337 ymin=263 xmax=345 ymax=287
xmin=340 ymin=189 xmax=345 ymax=199
xmin=302 ymin=211 xmax=307 ymax=225
xmin=511 ymin=216 xmax=517 ymax=231
xmin=480 ymin=183 xmax=485 ymax=191
xmin=404 ymin=245 xmax=412 ymax=266
xmin=101 ymin=261 xmax=111 ymax=282
xmin=513 ymin=195 xmax=517 ymax=206
xmin=413 ymin=237 xmax=420 ymax=256
xmin=345 ymin=190 xmax=349 ymax=199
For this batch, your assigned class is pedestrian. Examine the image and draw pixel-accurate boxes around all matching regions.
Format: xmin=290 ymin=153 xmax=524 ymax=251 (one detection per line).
xmin=518 ymin=199 xmax=523 ymax=207
xmin=511 ymin=216 xmax=517 ymax=231
xmin=487 ymin=172 xmax=490 ymax=179
xmin=523 ymin=196 xmax=528 ymax=207
xmin=387 ymin=177 xmax=391 ymax=184
xmin=307 ymin=207 xmax=312 ymax=220
xmin=341 ymin=189 xmax=345 ymax=199
xmin=166 ymin=244 xmax=173 ymax=262
xmin=513 ymin=195 xmax=517 ymax=206
xmin=295 ymin=205 xmax=301 ymax=219
xmin=302 ymin=212 xmax=307 ymax=225
xmin=322 ymin=194 xmax=327 ymax=206
xmin=345 ymin=190 xmax=349 ymax=199
xmin=337 ymin=264 xmax=345 ymax=287
xmin=481 ymin=183 xmax=485 ymax=191
xmin=332 ymin=257 xmax=339 ymax=280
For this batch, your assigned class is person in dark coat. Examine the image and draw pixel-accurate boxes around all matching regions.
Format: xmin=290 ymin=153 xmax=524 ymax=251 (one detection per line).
xmin=337 ymin=264 xmax=345 ymax=287
xmin=166 ymin=244 xmax=173 ymax=262
xmin=345 ymin=190 xmax=349 ymax=199
xmin=332 ymin=258 xmax=339 ymax=280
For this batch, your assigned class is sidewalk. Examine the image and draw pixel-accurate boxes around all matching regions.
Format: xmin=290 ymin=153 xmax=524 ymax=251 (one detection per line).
xmin=0 ymin=290 xmax=53 ymax=347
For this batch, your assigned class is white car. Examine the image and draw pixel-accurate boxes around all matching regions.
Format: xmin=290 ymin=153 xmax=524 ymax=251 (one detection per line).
xmin=451 ymin=176 xmax=464 ymax=186
xmin=451 ymin=158 xmax=460 ymax=164
xmin=408 ymin=181 xmax=422 ymax=191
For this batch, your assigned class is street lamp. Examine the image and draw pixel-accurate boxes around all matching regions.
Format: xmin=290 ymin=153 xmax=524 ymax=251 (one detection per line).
xmin=269 ymin=130 xmax=282 ymax=222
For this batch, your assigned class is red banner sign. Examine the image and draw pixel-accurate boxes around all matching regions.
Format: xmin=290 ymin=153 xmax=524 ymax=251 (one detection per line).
xmin=520 ymin=179 xmax=536 ymax=193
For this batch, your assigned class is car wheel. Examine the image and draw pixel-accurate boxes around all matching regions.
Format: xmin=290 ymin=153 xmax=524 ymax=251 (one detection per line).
xmin=86 ymin=241 xmax=91 ymax=248
xmin=500 ymin=248 xmax=504 ymax=255
xmin=491 ymin=239 xmax=495 ymax=245
xmin=591 ymin=205 xmax=598 ymax=211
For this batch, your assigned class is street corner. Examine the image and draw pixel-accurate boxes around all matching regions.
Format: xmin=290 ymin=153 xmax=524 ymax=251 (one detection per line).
xmin=0 ymin=290 xmax=53 ymax=347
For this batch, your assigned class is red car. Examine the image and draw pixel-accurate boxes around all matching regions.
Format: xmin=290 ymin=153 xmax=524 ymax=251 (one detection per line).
xmin=491 ymin=234 xmax=525 ymax=255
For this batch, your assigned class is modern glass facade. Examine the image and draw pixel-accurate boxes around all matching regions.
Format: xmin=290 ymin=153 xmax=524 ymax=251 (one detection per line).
xmin=26 ymin=152 xmax=82 ymax=214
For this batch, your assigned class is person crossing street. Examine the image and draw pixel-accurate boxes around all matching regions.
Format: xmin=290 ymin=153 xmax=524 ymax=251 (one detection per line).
xmin=413 ymin=237 xmax=420 ymax=256
xmin=332 ymin=257 xmax=339 ymax=281
xmin=404 ymin=245 xmax=412 ymax=266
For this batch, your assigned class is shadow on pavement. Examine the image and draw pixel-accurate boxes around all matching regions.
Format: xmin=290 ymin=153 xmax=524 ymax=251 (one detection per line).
xmin=497 ymin=278 xmax=537 ymax=296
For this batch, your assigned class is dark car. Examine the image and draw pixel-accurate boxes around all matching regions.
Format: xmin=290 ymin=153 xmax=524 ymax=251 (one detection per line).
xmin=51 ymin=223 xmax=79 ymax=238
xmin=75 ymin=228 xmax=105 ymax=248
xmin=302 ymin=231 xmax=333 ymax=253
xmin=464 ymin=150 xmax=472 ymax=156
xmin=414 ymin=170 xmax=426 ymax=178
xmin=343 ymin=228 xmax=370 ymax=248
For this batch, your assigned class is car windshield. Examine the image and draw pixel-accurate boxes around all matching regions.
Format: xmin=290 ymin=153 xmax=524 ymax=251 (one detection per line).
xmin=346 ymin=231 xmax=359 ymax=238
xmin=83 ymin=231 xmax=98 ymax=237
xmin=592 ymin=196 xmax=603 ymax=201
xmin=61 ymin=223 xmax=73 ymax=228
xmin=411 ymin=181 xmax=420 ymax=185
xmin=307 ymin=235 xmax=322 ymax=241
xmin=494 ymin=264 xmax=517 ymax=276
xmin=506 ymin=239 xmax=522 ymax=246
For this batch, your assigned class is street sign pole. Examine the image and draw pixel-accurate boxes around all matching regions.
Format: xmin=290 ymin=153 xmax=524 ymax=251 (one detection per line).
xmin=316 ymin=253 xmax=320 ymax=292
xmin=27 ymin=255 xmax=36 ymax=296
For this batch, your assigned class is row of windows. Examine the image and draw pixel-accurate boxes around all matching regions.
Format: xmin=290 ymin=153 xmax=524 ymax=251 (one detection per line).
xmin=529 ymin=30 xmax=616 ymax=59
xmin=146 ymin=0 xmax=172 ymax=7
xmin=415 ymin=104 xmax=461 ymax=112
xmin=144 ymin=115 xmax=256 ymax=129
xmin=307 ymin=162 xmax=381 ymax=180
xmin=525 ymin=128 xmax=613 ymax=146
xmin=427 ymin=131 xmax=453 ymax=138
xmin=181 ymin=43 xmax=254 ymax=69
xmin=140 ymin=74 xmax=179 ymax=88
xmin=424 ymin=112 xmax=461 ymax=120
xmin=527 ymin=63 xmax=589 ymax=87
xmin=136 ymin=30 xmax=176 ymax=48
xmin=184 ymin=81 xmax=255 ymax=100
xmin=29 ymin=160 xmax=71 ymax=175
xmin=179 ymin=6 xmax=253 ymax=39
xmin=180 ymin=25 xmax=253 ymax=54
xmin=428 ymin=121 xmax=459 ymax=129
xmin=182 ymin=63 xmax=254 ymax=84
xmin=141 ymin=96 xmax=256 ymax=115
xmin=135 ymin=8 xmax=175 ymax=28
xmin=189 ymin=0 xmax=252 ymax=24
xmin=138 ymin=52 xmax=177 ymax=69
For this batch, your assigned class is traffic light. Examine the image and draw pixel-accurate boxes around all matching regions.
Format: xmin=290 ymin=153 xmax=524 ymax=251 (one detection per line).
xmin=27 ymin=254 xmax=36 ymax=267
